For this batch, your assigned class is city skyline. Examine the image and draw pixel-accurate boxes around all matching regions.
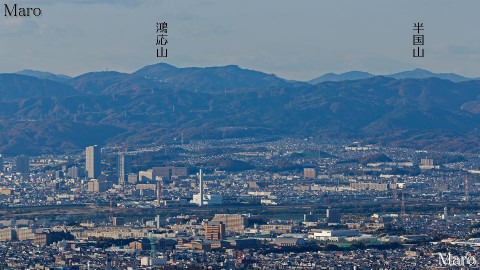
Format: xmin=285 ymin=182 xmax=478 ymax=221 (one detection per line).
xmin=0 ymin=136 xmax=479 ymax=268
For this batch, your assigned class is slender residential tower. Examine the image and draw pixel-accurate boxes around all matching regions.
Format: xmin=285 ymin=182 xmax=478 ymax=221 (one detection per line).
xmin=117 ymin=153 xmax=130 ymax=185
xmin=86 ymin=145 xmax=101 ymax=178
xmin=156 ymin=180 xmax=162 ymax=204
xmin=199 ymin=169 xmax=204 ymax=206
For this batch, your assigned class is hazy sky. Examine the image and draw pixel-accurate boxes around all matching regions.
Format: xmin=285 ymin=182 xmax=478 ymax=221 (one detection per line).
xmin=1 ymin=0 xmax=479 ymax=80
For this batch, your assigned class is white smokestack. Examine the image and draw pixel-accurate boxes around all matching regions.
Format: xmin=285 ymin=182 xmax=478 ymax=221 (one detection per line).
xmin=199 ymin=169 xmax=204 ymax=206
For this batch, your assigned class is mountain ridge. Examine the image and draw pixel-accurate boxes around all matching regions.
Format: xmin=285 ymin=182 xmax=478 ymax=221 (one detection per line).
xmin=15 ymin=69 xmax=72 ymax=83
xmin=1 ymin=63 xmax=480 ymax=155
xmin=309 ymin=68 xmax=476 ymax=84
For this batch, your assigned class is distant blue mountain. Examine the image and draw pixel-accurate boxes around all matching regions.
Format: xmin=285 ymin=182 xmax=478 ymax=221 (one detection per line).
xmin=309 ymin=71 xmax=373 ymax=84
xmin=15 ymin=69 xmax=71 ymax=83
xmin=309 ymin=68 xmax=475 ymax=84
xmin=386 ymin=68 xmax=472 ymax=82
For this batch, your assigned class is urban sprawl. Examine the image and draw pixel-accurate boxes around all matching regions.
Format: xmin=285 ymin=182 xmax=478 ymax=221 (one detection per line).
xmin=0 ymin=137 xmax=479 ymax=269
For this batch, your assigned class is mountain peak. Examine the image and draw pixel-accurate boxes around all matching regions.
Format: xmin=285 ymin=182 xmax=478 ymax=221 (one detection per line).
xmin=133 ymin=62 xmax=178 ymax=76
xmin=222 ymin=64 xmax=241 ymax=69
xmin=309 ymin=71 xmax=374 ymax=84
xmin=387 ymin=69 xmax=470 ymax=82
xmin=412 ymin=68 xmax=429 ymax=72
xmin=154 ymin=62 xmax=178 ymax=69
